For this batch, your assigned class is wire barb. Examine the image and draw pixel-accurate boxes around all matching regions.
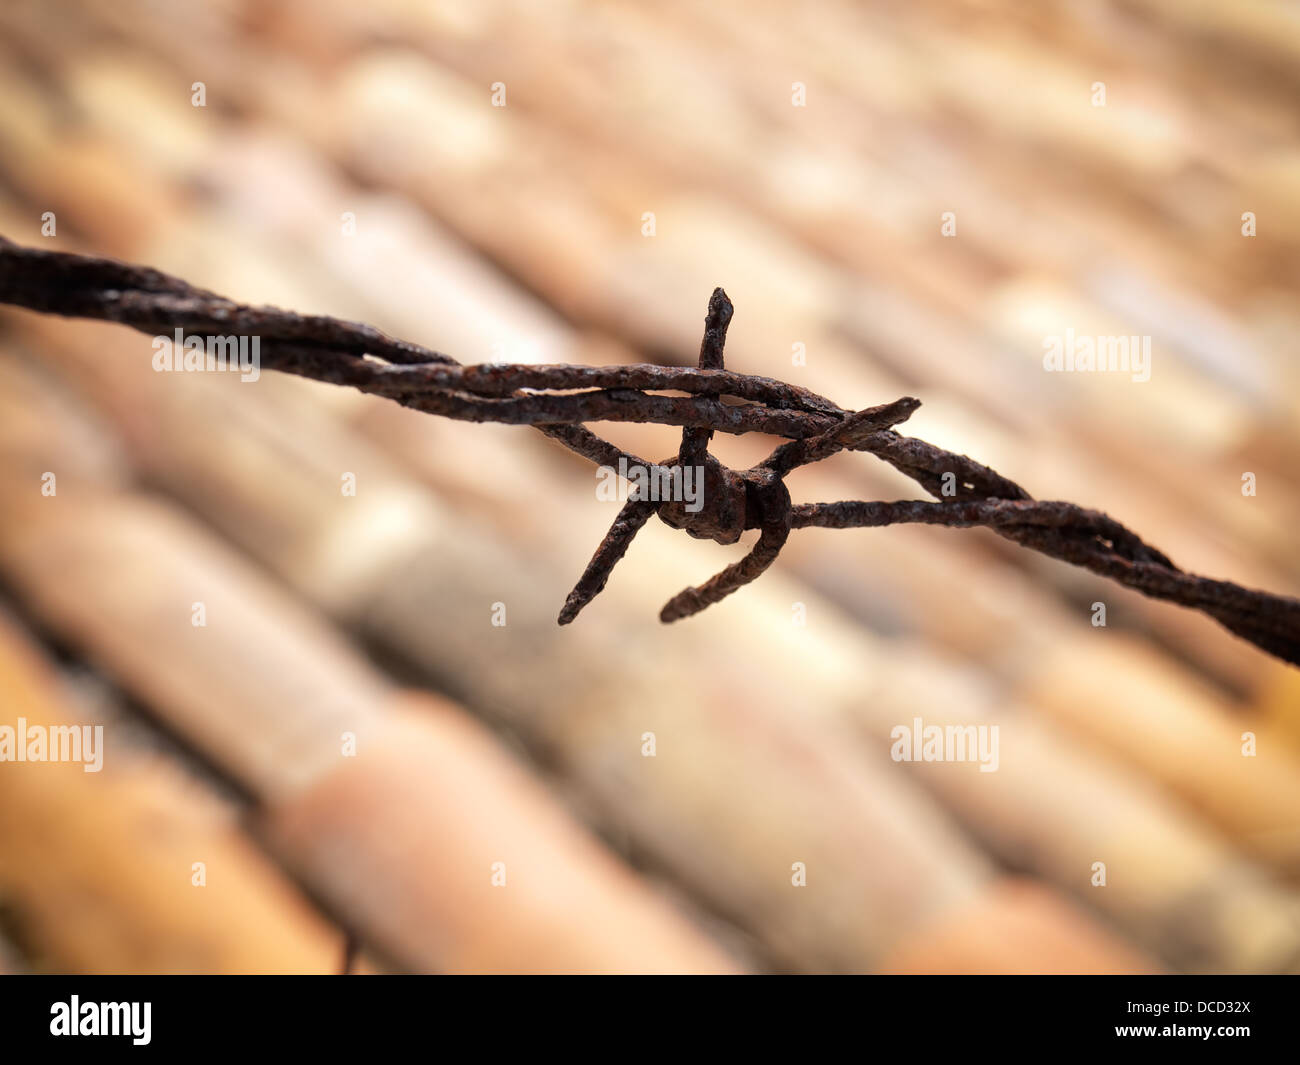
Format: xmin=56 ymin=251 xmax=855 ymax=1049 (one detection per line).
xmin=1 ymin=237 xmax=1297 ymax=666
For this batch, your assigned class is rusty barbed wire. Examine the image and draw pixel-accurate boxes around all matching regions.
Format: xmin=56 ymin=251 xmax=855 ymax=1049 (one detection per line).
xmin=1 ymin=236 xmax=1297 ymax=665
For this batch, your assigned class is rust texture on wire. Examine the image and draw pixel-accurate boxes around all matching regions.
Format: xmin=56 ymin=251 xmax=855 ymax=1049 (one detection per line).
xmin=1 ymin=236 xmax=1297 ymax=666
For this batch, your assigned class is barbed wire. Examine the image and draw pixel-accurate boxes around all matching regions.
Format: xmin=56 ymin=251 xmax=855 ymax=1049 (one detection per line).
xmin=2 ymin=236 xmax=1297 ymax=665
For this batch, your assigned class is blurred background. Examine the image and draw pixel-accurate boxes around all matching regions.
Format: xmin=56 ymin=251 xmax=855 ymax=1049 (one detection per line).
xmin=1 ymin=0 xmax=1299 ymax=974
